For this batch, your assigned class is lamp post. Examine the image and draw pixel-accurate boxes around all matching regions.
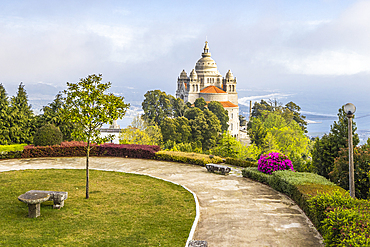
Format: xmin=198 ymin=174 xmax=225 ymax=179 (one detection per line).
xmin=343 ymin=103 xmax=356 ymax=198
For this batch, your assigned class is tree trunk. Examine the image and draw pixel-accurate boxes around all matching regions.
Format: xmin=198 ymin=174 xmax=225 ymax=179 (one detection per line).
xmin=86 ymin=141 xmax=90 ymax=199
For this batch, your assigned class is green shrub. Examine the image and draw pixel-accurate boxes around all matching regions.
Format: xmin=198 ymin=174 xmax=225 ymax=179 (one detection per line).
xmin=226 ymin=158 xmax=257 ymax=168
xmin=33 ymin=124 xmax=63 ymax=146
xmin=0 ymin=150 xmax=22 ymax=159
xmin=242 ymin=167 xmax=273 ymax=185
xmin=308 ymin=190 xmax=355 ymax=230
xmin=155 ymin=151 xmax=223 ymax=166
xmin=0 ymin=144 xmax=27 ymax=152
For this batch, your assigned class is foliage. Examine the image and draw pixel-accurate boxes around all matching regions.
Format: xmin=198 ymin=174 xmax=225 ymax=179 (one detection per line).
xmin=1 ymin=169 xmax=195 ymax=246
xmin=201 ymin=109 xmax=222 ymax=149
xmin=36 ymin=93 xmax=76 ymax=141
xmin=0 ymin=150 xmax=22 ymax=159
xmin=8 ymin=83 xmax=35 ymax=144
xmin=160 ymin=117 xmax=191 ymax=144
xmin=33 ymin=124 xmax=63 ymax=147
xmin=142 ymin=90 xmax=173 ymax=126
xmin=120 ymin=115 xmax=162 ymax=146
xmin=184 ymin=108 xmax=221 ymax=150
xmin=257 ymin=152 xmax=294 ymax=174
xmin=193 ymin=97 xmax=207 ymax=111
xmin=22 ymin=141 xmax=96 ymax=158
xmin=308 ymin=191 xmax=370 ymax=247
xmin=211 ymin=131 xmax=239 ymax=158
xmin=171 ymin=97 xmax=188 ymax=117
xmin=155 ymin=150 xmax=223 ymax=166
xmin=162 ymin=140 xmax=203 ymax=153
xmin=22 ymin=141 xmax=159 ymax=159
xmin=239 ymin=114 xmax=247 ymax=127
xmin=330 ymin=144 xmax=370 ymax=199
xmin=0 ymin=84 xmax=11 ymax=145
xmin=62 ymin=74 xmax=129 ymax=198
xmin=207 ymin=101 xmax=229 ymax=132
xmin=312 ymin=106 xmax=360 ymax=179
xmin=225 ymin=158 xmax=257 ymax=168
xmin=250 ymin=100 xmax=307 ymax=133
xmin=0 ymin=144 xmax=27 ymax=152
xmin=210 ymin=132 xmax=261 ymax=160
xmin=247 ymin=110 xmax=310 ymax=166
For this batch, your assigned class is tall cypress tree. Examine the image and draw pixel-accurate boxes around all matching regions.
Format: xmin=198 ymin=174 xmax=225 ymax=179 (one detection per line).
xmin=9 ymin=83 xmax=34 ymax=144
xmin=0 ymin=84 xmax=11 ymax=144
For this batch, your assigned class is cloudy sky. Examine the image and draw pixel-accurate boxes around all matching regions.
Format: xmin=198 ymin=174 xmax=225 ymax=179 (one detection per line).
xmin=1 ymin=0 xmax=370 ymax=135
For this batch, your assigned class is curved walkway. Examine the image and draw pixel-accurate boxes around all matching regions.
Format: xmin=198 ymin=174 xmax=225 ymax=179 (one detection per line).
xmin=0 ymin=157 xmax=323 ymax=247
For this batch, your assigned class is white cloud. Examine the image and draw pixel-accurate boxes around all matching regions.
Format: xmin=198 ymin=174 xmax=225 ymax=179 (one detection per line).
xmin=272 ymin=50 xmax=370 ymax=75
xmin=238 ymin=93 xmax=292 ymax=106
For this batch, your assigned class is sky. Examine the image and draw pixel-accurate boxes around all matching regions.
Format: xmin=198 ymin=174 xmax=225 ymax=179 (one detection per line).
xmin=1 ymin=0 xmax=370 ymax=138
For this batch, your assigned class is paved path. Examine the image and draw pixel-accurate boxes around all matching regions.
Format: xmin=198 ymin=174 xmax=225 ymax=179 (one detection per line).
xmin=0 ymin=157 xmax=323 ymax=247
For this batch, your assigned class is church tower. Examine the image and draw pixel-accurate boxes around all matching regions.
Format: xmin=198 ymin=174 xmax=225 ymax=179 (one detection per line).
xmin=176 ymin=41 xmax=240 ymax=137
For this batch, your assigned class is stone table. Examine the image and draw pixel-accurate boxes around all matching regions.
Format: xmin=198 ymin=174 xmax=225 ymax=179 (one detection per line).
xmin=18 ymin=192 xmax=50 ymax=218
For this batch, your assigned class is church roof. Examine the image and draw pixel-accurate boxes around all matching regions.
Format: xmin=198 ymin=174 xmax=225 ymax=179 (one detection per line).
xmin=200 ymin=85 xmax=226 ymax=94
xmin=206 ymin=101 xmax=238 ymax=107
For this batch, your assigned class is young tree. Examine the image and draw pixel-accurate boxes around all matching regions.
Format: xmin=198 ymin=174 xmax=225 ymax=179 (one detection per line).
xmin=0 ymin=84 xmax=11 ymax=144
xmin=62 ymin=74 xmax=129 ymax=199
xmin=142 ymin=90 xmax=173 ymax=125
xmin=9 ymin=83 xmax=35 ymax=144
xmin=208 ymin=101 xmax=229 ymax=132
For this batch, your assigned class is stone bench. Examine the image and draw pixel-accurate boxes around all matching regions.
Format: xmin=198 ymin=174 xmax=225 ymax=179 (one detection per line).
xmin=18 ymin=190 xmax=68 ymax=218
xmin=27 ymin=190 xmax=68 ymax=209
xmin=205 ymin=163 xmax=231 ymax=175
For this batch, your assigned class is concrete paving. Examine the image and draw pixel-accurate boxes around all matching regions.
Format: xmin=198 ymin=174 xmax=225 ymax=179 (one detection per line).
xmin=0 ymin=157 xmax=324 ymax=247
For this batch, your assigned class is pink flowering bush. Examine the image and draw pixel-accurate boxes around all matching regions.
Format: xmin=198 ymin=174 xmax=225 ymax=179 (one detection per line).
xmin=257 ymin=152 xmax=294 ymax=174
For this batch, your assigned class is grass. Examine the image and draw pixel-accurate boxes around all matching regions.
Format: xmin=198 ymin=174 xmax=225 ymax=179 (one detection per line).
xmin=0 ymin=169 xmax=196 ymax=246
xmin=0 ymin=144 xmax=27 ymax=152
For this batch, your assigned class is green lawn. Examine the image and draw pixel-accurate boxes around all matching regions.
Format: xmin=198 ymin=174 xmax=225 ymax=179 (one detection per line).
xmin=0 ymin=169 xmax=195 ymax=246
xmin=0 ymin=144 xmax=27 ymax=152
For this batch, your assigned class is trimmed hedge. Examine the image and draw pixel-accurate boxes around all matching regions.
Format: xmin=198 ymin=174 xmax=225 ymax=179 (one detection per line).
xmin=155 ymin=151 xmax=223 ymax=166
xmin=22 ymin=142 xmax=160 ymax=159
xmin=0 ymin=151 xmax=23 ymax=159
xmin=97 ymin=143 xmax=160 ymax=159
xmin=225 ymin=158 xmax=257 ymax=168
xmin=22 ymin=141 xmax=97 ymax=158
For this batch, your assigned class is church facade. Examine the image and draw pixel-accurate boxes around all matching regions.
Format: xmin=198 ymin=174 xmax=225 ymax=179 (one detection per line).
xmin=176 ymin=41 xmax=239 ymax=136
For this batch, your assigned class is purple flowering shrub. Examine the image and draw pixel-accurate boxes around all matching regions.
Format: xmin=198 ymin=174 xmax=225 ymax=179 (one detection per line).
xmin=257 ymin=152 xmax=294 ymax=174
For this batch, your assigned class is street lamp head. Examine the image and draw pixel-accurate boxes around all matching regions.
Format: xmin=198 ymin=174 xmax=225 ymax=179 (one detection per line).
xmin=344 ymin=103 xmax=356 ymax=116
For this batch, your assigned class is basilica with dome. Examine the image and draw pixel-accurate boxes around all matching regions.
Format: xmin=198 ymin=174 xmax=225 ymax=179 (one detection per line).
xmin=176 ymin=41 xmax=240 ymax=136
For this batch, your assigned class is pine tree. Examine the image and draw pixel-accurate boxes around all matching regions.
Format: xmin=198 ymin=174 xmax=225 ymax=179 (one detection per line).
xmin=37 ymin=93 xmax=75 ymax=141
xmin=312 ymin=106 xmax=359 ymax=178
xmin=9 ymin=83 xmax=35 ymax=144
xmin=0 ymin=84 xmax=11 ymax=144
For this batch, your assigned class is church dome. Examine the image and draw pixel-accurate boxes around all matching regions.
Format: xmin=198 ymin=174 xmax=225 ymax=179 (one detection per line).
xmin=195 ymin=41 xmax=219 ymax=75
xmin=225 ymin=70 xmax=234 ymax=80
xmin=179 ymin=69 xmax=188 ymax=79
xmin=190 ymin=69 xmax=197 ymax=79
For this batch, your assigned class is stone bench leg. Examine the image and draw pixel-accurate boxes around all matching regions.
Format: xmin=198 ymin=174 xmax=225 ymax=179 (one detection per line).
xmin=28 ymin=203 xmax=41 ymax=218
xmin=53 ymin=194 xmax=65 ymax=209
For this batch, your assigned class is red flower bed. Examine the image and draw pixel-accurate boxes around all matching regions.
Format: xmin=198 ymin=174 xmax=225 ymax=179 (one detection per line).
xmin=21 ymin=142 xmax=160 ymax=159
